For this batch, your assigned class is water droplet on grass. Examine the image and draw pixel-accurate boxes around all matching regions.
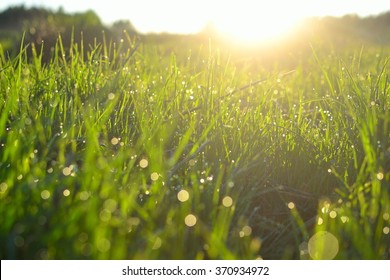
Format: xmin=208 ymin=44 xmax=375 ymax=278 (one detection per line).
xmin=185 ymin=214 xmax=197 ymax=227
xmin=240 ymin=225 xmax=252 ymax=237
xmin=41 ymin=190 xmax=50 ymax=200
xmin=321 ymin=201 xmax=330 ymax=213
xmin=150 ymin=172 xmax=159 ymax=181
xmin=177 ymin=190 xmax=189 ymax=202
xmin=139 ymin=159 xmax=148 ymax=168
xmin=108 ymin=93 xmax=115 ymax=100
xmin=62 ymin=167 xmax=72 ymax=176
xmin=340 ymin=216 xmax=349 ymax=223
xmin=111 ymin=137 xmax=119 ymax=145
xmin=329 ymin=210 xmax=337 ymax=219
xmin=222 ymin=196 xmax=233 ymax=207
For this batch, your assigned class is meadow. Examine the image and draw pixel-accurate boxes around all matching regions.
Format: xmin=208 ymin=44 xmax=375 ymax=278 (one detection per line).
xmin=0 ymin=30 xmax=389 ymax=259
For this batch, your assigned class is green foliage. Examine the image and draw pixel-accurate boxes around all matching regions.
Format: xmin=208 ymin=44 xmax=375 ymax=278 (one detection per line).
xmin=0 ymin=5 xmax=137 ymax=61
xmin=0 ymin=29 xmax=389 ymax=259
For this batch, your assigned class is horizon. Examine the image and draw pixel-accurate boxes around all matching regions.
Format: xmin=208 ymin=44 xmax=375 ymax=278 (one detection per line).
xmin=1 ymin=0 xmax=390 ymax=43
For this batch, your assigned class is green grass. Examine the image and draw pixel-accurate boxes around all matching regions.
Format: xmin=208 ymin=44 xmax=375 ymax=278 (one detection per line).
xmin=0 ymin=34 xmax=389 ymax=259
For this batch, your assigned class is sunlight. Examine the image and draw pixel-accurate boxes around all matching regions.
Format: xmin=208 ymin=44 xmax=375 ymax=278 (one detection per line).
xmin=210 ymin=1 xmax=305 ymax=44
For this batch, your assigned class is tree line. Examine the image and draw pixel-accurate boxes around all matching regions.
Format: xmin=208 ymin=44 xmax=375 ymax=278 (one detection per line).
xmin=0 ymin=5 xmax=137 ymax=60
xmin=0 ymin=5 xmax=389 ymax=61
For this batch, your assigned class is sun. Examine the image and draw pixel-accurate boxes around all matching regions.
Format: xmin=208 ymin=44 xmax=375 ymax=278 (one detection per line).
xmin=210 ymin=2 xmax=304 ymax=44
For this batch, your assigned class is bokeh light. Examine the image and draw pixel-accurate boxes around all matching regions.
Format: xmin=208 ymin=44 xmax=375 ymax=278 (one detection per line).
xmin=308 ymin=231 xmax=339 ymax=260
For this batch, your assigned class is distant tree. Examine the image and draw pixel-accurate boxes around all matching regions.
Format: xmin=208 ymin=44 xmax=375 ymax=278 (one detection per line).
xmin=111 ymin=20 xmax=137 ymax=35
xmin=74 ymin=10 xmax=102 ymax=29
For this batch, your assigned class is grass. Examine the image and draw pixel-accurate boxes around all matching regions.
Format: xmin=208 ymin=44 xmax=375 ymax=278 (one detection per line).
xmin=0 ymin=33 xmax=389 ymax=259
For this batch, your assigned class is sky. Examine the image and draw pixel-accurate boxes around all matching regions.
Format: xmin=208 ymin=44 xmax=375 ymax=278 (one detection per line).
xmin=1 ymin=0 xmax=389 ymax=41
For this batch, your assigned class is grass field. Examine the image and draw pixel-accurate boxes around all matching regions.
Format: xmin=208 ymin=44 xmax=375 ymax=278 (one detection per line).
xmin=0 ymin=32 xmax=389 ymax=259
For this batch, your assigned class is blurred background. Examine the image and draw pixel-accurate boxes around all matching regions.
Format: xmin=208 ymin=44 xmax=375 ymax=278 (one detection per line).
xmin=0 ymin=0 xmax=389 ymax=60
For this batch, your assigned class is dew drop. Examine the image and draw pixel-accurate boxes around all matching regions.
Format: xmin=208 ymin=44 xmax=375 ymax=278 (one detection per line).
xmin=329 ymin=210 xmax=337 ymax=219
xmin=184 ymin=214 xmax=197 ymax=227
xmin=287 ymin=202 xmax=295 ymax=209
xmin=177 ymin=190 xmax=189 ymax=202
xmin=241 ymin=225 xmax=252 ymax=236
xmin=139 ymin=159 xmax=148 ymax=168
xmin=150 ymin=172 xmax=159 ymax=181
xmin=222 ymin=196 xmax=233 ymax=207
xmin=111 ymin=137 xmax=119 ymax=145
xmin=108 ymin=93 xmax=115 ymax=100
xmin=376 ymin=172 xmax=384 ymax=180
xmin=41 ymin=190 xmax=50 ymax=200
xmin=62 ymin=167 xmax=71 ymax=176
xmin=340 ymin=216 xmax=349 ymax=223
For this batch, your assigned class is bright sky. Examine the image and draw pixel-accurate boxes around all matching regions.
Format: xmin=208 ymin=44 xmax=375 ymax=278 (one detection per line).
xmin=1 ymin=0 xmax=389 ymax=42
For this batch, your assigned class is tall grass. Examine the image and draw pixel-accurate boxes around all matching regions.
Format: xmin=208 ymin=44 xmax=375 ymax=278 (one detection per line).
xmin=0 ymin=34 xmax=389 ymax=259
